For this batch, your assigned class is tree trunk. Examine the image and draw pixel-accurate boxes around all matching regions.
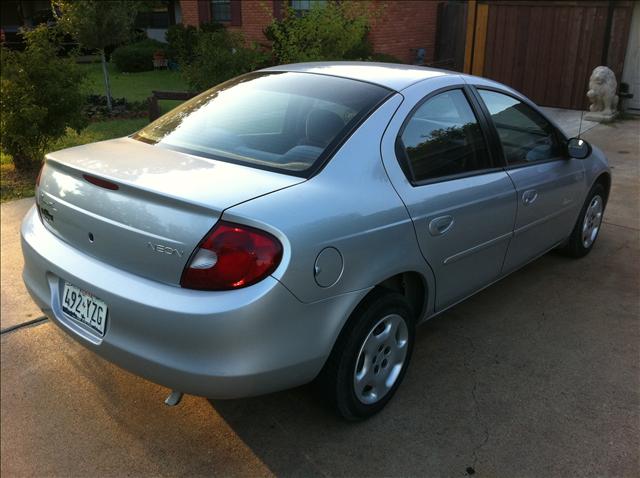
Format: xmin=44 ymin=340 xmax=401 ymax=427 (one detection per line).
xmin=11 ymin=151 xmax=37 ymax=173
xmin=100 ymin=50 xmax=113 ymax=111
xmin=12 ymin=155 xmax=30 ymax=172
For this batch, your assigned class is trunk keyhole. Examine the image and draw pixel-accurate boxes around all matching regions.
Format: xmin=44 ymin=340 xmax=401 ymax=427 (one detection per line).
xmin=88 ymin=233 xmax=94 ymax=243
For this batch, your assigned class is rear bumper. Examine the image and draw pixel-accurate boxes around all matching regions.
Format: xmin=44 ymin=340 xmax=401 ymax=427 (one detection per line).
xmin=21 ymin=206 xmax=368 ymax=398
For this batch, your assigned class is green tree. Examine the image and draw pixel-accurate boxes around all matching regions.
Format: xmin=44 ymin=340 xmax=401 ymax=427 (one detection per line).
xmin=54 ymin=0 xmax=142 ymax=110
xmin=1 ymin=26 xmax=87 ymax=171
xmin=265 ymin=2 xmax=379 ymax=64
xmin=181 ymin=28 xmax=269 ymax=91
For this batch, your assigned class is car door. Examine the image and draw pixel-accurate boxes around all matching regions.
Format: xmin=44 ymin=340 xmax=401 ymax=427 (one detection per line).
xmin=474 ymin=88 xmax=587 ymax=273
xmin=381 ymin=84 xmax=517 ymax=311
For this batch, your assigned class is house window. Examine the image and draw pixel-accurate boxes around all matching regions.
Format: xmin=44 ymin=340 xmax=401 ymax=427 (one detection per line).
xmin=136 ymin=3 xmax=171 ymax=29
xmin=289 ymin=0 xmax=326 ymax=15
xmin=211 ymin=0 xmax=231 ymax=22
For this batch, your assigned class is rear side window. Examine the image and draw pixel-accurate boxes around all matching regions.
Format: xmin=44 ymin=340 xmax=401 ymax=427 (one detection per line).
xmin=133 ymin=72 xmax=390 ymax=176
xmin=478 ymin=89 xmax=562 ymax=165
xmin=399 ymin=89 xmax=492 ymax=183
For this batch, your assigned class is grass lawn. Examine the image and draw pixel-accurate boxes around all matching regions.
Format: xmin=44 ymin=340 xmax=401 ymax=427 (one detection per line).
xmin=1 ymin=64 xmax=189 ymax=202
xmin=52 ymin=118 xmax=149 ymax=151
xmin=81 ymin=62 xmax=189 ymax=114
xmin=81 ymin=62 xmax=190 ymax=102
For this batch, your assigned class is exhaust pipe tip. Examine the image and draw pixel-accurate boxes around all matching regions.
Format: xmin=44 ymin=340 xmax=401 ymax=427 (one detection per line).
xmin=164 ymin=390 xmax=184 ymax=407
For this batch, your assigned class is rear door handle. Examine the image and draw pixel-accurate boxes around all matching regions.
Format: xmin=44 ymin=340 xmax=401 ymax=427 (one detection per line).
xmin=429 ymin=215 xmax=455 ymax=236
xmin=522 ymin=189 xmax=538 ymax=205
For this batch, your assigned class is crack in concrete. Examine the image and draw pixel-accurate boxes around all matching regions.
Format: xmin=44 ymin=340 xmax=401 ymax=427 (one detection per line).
xmin=0 ymin=316 xmax=48 ymax=335
xmin=461 ymin=333 xmax=491 ymax=473
xmin=603 ymin=221 xmax=640 ymax=232
xmin=534 ymin=310 xmax=548 ymax=339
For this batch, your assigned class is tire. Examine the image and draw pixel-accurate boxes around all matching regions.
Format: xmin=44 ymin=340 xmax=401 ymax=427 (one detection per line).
xmin=319 ymin=290 xmax=415 ymax=420
xmin=562 ymin=183 xmax=606 ymax=258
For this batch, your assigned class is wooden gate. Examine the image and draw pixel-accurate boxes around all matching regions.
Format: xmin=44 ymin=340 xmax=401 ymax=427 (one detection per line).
xmin=463 ymin=0 xmax=634 ymax=109
xmin=432 ymin=0 xmax=468 ymax=71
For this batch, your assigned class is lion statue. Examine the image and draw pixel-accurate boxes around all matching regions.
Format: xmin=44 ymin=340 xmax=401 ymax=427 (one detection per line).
xmin=587 ymin=66 xmax=618 ymax=115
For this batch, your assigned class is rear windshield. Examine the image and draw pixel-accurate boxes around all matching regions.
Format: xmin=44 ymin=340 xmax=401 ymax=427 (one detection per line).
xmin=133 ymin=72 xmax=390 ymax=176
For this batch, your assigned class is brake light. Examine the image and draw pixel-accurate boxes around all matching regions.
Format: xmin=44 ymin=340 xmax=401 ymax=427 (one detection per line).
xmin=180 ymin=221 xmax=283 ymax=290
xmin=83 ymin=174 xmax=119 ymax=190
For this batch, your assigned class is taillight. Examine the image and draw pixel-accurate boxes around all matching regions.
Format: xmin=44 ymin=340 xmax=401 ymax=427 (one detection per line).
xmin=180 ymin=221 xmax=283 ymax=291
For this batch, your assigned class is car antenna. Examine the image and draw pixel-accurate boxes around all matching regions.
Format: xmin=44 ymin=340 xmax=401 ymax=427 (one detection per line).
xmin=577 ymin=110 xmax=585 ymax=139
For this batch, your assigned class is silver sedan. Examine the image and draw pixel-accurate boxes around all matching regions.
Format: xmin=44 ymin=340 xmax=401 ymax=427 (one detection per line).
xmin=21 ymin=62 xmax=610 ymax=419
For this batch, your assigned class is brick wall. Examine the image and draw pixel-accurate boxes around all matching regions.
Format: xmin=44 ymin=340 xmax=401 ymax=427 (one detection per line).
xmin=180 ymin=0 xmax=274 ymax=43
xmin=178 ymin=0 xmax=440 ymax=64
xmin=368 ymin=0 xmax=439 ymax=64
xmin=228 ymin=0 xmax=274 ymax=44
xmin=180 ymin=0 xmax=200 ymax=27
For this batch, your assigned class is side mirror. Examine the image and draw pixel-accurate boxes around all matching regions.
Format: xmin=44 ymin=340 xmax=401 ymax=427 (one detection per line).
xmin=567 ymin=137 xmax=591 ymax=159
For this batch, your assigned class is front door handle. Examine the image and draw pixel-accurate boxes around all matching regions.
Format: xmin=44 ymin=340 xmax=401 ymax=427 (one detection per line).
xmin=429 ymin=215 xmax=455 ymax=236
xmin=522 ymin=189 xmax=538 ymax=206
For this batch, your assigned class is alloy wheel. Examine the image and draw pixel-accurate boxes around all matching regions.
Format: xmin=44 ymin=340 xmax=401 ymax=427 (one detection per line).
xmin=582 ymin=194 xmax=604 ymax=248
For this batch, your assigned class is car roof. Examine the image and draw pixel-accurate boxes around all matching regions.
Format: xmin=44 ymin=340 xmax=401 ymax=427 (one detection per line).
xmin=260 ymin=61 xmax=459 ymax=91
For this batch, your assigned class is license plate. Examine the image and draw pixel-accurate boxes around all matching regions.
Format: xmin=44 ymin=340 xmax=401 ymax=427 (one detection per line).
xmin=62 ymin=282 xmax=108 ymax=336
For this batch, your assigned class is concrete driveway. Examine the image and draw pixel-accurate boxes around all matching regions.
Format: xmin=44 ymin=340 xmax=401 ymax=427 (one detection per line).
xmin=1 ymin=118 xmax=638 ymax=477
xmin=1 ymin=197 xmax=41 ymax=331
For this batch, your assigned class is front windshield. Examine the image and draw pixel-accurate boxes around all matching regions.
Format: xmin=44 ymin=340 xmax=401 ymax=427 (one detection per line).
xmin=133 ymin=72 xmax=390 ymax=175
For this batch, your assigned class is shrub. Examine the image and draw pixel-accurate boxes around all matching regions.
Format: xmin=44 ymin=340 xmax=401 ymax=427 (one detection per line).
xmin=166 ymin=23 xmax=198 ymax=64
xmin=181 ymin=29 xmax=269 ymax=91
xmin=165 ymin=22 xmax=225 ymax=65
xmin=112 ymin=38 xmax=166 ymax=72
xmin=0 ymin=26 xmax=87 ymax=172
xmin=265 ymin=2 xmax=379 ymax=64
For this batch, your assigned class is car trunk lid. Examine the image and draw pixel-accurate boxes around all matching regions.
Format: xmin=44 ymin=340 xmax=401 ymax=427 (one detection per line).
xmin=37 ymin=137 xmax=303 ymax=286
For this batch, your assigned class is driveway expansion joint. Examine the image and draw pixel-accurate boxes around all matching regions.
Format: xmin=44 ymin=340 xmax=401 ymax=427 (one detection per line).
xmin=602 ymin=221 xmax=640 ymax=232
xmin=0 ymin=316 xmax=48 ymax=335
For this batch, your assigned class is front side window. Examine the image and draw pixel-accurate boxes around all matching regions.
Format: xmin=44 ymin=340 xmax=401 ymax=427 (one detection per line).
xmin=134 ymin=72 xmax=390 ymax=175
xmin=478 ymin=89 xmax=562 ymax=165
xmin=399 ymin=89 xmax=492 ymax=182
xmin=211 ymin=0 xmax=231 ymax=22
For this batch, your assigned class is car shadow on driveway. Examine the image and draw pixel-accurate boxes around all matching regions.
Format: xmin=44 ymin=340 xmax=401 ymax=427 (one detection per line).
xmin=2 ymin=119 xmax=638 ymax=478
xmin=209 ymin=228 xmax=639 ymax=477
